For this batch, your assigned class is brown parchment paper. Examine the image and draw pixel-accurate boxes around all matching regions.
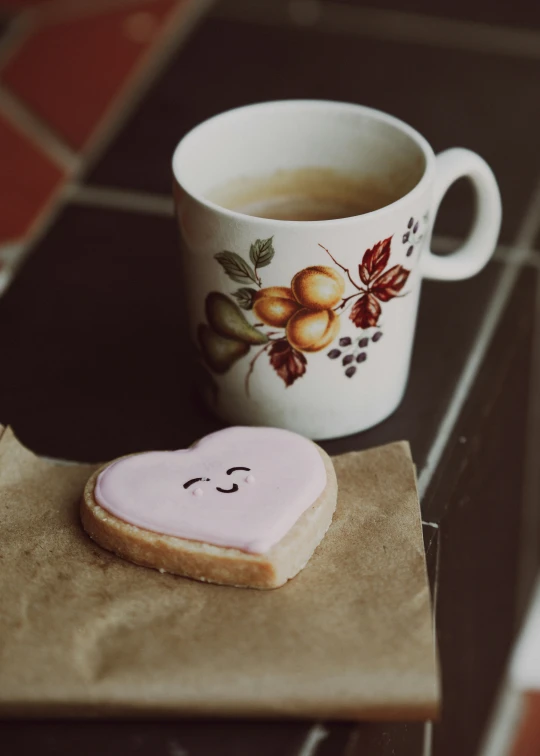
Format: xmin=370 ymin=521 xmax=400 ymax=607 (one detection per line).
xmin=0 ymin=426 xmax=439 ymax=720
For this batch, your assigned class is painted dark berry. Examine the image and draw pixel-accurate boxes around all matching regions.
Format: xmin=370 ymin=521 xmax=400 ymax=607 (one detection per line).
xmin=413 ymin=221 xmax=419 ymax=233
xmin=402 ymin=232 xmax=409 ymax=243
xmin=328 ymin=349 xmax=341 ymax=359
xmin=345 ymin=366 xmax=356 ymax=378
xmin=342 ymin=354 xmax=354 ymax=366
xmin=372 ymin=331 xmax=383 ymax=342
xmin=359 ymin=337 xmax=369 ymax=348
xmin=408 ymin=218 xmax=414 ymax=228
xmin=356 ymin=352 xmax=367 ymax=363
xmin=407 ymin=245 xmax=414 ymax=257
xmin=339 ymin=337 xmax=352 ymax=347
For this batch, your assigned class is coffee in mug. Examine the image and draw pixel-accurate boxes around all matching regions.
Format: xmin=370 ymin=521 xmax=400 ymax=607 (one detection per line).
xmin=208 ymin=166 xmax=407 ymax=221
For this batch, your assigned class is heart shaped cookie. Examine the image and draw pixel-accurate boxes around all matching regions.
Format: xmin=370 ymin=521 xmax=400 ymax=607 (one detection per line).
xmin=81 ymin=427 xmax=337 ymax=589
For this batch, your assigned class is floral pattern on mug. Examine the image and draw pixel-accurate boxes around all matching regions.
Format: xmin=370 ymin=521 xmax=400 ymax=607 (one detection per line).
xmin=197 ymin=224 xmax=427 ymax=396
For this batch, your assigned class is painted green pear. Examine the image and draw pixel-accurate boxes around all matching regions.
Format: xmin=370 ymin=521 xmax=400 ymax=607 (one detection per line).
xmin=198 ymin=324 xmax=250 ymax=374
xmin=205 ymin=292 xmax=269 ymax=345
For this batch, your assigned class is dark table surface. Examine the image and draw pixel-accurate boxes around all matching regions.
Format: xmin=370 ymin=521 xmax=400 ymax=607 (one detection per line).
xmin=2 ymin=1 xmax=540 ymax=755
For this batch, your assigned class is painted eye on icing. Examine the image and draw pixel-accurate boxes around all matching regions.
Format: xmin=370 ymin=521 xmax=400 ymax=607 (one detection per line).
xmin=183 ymin=476 xmax=210 ymax=489
xmin=226 ymin=466 xmax=251 ymax=475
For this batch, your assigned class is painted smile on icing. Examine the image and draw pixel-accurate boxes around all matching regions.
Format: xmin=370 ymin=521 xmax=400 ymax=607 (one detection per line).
xmin=93 ymin=426 xmax=327 ymax=554
xmin=216 ymin=483 xmax=239 ymax=494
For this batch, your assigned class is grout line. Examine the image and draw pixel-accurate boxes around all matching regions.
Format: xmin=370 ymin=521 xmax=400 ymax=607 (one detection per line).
xmin=296 ymin=723 xmax=328 ymax=756
xmin=494 ymin=246 xmax=540 ymax=269
xmin=342 ymin=726 xmax=360 ymax=756
xmin=480 ymin=579 xmax=540 ymax=756
xmin=0 ymin=179 xmax=78 ymax=284
xmin=417 ymin=176 xmax=540 ymax=501
xmin=0 ymin=12 xmax=32 ymax=70
xmin=417 ymin=246 xmax=529 ymax=500
xmin=0 ymin=85 xmax=80 ymax=171
xmin=69 ymin=184 xmax=175 ymax=217
xmin=514 ymin=177 xmax=540 ymax=249
xmin=514 ymin=272 xmax=540 ymax=627
xmin=29 ymin=0 xmax=172 ymax=27
xmin=217 ymin=0 xmax=540 ymax=61
xmin=421 ymin=720 xmax=433 ymax=756
xmin=40 ymin=187 xmax=540 ymax=268
xmin=81 ymin=0 xmax=218 ymax=176
xmin=436 ymin=234 xmax=540 ymax=269
xmin=0 ymin=0 xmax=215 ymax=296
xmin=0 ymin=240 xmax=26 ymax=297
xmin=0 ymin=267 xmax=12 ymax=298
xmin=477 ymin=682 xmax=524 ymax=756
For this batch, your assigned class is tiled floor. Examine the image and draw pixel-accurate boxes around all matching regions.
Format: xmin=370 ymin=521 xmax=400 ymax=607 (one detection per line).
xmin=0 ymin=0 xmax=179 ymax=149
xmin=1 ymin=1 xmax=540 ymax=756
xmin=0 ymin=0 xmax=206 ymax=275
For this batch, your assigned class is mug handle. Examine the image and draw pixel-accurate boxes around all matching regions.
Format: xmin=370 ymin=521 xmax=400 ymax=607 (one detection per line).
xmin=421 ymin=148 xmax=502 ymax=281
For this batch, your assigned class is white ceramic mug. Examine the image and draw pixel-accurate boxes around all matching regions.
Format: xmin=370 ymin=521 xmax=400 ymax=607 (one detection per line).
xmin=172 ymin=100 xmax=501 ymax=439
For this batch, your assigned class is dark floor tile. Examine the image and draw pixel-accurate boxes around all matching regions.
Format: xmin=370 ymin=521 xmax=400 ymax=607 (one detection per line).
xmin=87 ymin=15 xmax=540 ymax=243
xmin=316 ymin=720 xmax=425 ymax=756
xmin=0 ymin=204 xmax=502 ymax=474
xmin=1 ymin=719 xmax=309 ymax=756
xmin=0 ymin=15 xmax=10 ymax=40
xmin=0 ymin=205 xmax=220 ymax=462
xmin=323 ymin=0 xmax=540 ymax=29
xmin=423 ymin=268 xmax=537 ymax=756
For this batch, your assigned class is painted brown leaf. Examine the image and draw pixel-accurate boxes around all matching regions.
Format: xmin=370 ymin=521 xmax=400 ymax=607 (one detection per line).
xmin=371 ymin=264 xmax=410 ymax=302
xmin=350 ymin=294 xmax=382 ymax=328
xmin=359 ymin=236 xmax=392 ymax=284
xmin=269 ymin=338 xmax=307 ymax=387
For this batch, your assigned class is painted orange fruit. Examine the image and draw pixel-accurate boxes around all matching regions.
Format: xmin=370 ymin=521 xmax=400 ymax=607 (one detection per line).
xmin=286 ymin=308 xmax=340 ymax=352
xmin=291 ymin=266 xmax=345 ymax=311
xmin=253 ymin=286 xmax=301 ymax=327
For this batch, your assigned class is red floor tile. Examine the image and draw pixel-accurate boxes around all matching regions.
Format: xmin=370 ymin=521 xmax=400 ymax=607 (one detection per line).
xmin=0 ymin=0 xmax=179 ymax=149
xmin=511 ymin=692 xmax=540 ymax=756
xmin=0 ymin=112 xmax=65 ymax=243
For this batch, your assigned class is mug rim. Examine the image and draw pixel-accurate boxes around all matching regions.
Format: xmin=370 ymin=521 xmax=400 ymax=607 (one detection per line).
xmin=172 ymin=99 xmax=436 ymax=227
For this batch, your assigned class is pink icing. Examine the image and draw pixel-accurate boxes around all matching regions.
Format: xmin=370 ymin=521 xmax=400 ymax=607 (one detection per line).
xmin=94 ymin=426 xmax=327 ymax=554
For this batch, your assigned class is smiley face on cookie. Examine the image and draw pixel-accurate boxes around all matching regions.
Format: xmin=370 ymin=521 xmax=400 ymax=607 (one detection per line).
xmin=93 ymin=427 xmax=326 ymax=554
xmin=183 ymin=466 xmax=255 ymax=496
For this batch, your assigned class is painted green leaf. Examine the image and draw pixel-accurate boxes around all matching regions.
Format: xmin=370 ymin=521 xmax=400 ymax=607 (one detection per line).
xmin=232 ymin=287 xmax=257 ymax=310
xmin=214 ymin=251 xmax=258 ymax=285
xmin=249 ymin=237 xmax=275 ymax=269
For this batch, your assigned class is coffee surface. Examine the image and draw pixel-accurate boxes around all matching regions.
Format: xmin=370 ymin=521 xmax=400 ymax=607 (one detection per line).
xmin=207 ymin=167 xmax=401 ymax=221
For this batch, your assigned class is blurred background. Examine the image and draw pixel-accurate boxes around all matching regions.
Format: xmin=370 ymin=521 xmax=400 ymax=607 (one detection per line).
xmin=0 ymin=1 xmax=540 ymax=755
